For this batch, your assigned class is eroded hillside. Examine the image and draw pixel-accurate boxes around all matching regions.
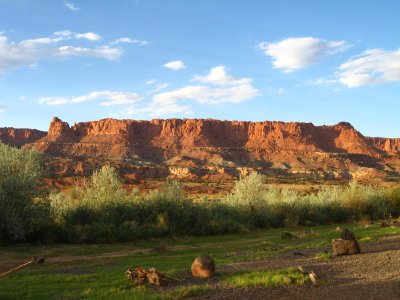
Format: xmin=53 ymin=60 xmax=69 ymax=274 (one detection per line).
xmin=1 ymin=117 xmax=400 ymax=188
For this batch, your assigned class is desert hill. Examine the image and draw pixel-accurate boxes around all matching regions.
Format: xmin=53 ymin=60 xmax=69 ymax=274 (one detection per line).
xmin=1 ymin=117 xmax=400 ymax=186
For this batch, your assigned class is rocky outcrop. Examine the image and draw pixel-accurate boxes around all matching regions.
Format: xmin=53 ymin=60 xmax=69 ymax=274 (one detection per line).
xmin=368 ymin=137 xmax=400 ymax=155
xmin=0 ymin=128 xmax=46 ymax=147
xmin=29 ymin=118 xmax=382 ymax=155
xmin=1 ymin=117 xmax=399 ymax=185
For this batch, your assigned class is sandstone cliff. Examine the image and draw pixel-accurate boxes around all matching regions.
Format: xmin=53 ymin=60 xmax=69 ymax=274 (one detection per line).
xmin=0 ymin=127 xmax=46 ymax=147
xmin=2 ymin=117 xmax=400 ymax=185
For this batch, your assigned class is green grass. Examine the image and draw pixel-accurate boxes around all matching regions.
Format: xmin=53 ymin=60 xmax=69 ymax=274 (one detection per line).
xmin=222 ymin=267 xmax=309 ymax=288
xmin=314 ymin=252 xmax=333 ymax=260
xmin=1 ymin=223 xmax=399 ymax=299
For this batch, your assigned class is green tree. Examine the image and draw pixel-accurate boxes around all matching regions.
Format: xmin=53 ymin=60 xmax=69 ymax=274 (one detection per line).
xmin=0 ymin=142 xmax=46 ymax=241
xmin=83 ymin=165 xmax=127 ymax=207
xmin=225 ymin=172 xmax=266 ymax=210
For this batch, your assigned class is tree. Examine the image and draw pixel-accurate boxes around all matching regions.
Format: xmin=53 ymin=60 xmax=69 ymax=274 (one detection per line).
xmin=0 ymin=142 xmax=46 ymax=241
xmin=225 ymin=172 xmax=266 ymax=210
xmin=83 ymin=165 xmax=127 ymax=207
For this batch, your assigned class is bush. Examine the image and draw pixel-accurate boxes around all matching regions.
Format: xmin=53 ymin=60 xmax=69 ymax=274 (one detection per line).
xmin=29 ymin=167 xmax=400 ymax=243
xmin=0 ymin=142 xmax=48 ymax=242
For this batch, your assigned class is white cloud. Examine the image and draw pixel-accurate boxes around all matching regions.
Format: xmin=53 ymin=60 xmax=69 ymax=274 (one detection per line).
xmin=111 ymin=37 xmax=148 ymax=46
xmin=146 ymin=79 xmax=157 ymax=85
xmin=148 ymin=83 xmax=169 ymax=94
xmin=308 ymin=78 xmax=338 ymax=85
xmin=0 ymin=104 xmax=5 ymax=112
xmin=63 ymin=1 xmax=80 ymax=11
xmin=259 ymin=37 xmax=351 ymax=72
xmin=193 ymin=66 xmax=250 ymax=85
xmin=38 ymin=66 xmax=258 ymax=119
xmin=75 ymin=32 xmax=102 ymax=41
xmin=39 ymin=91 xmax=142 ymax=106
xmin=58 ymin=46 xmax=121 ymax=60
xmin=153 ymin=84 xmax=258 ymax=105
xmin=54 ymin=30 xmax=73 ymax=37
xmin=0 ymin=32 xmax=123 ymax=72
xmin=163 ymin=60 xmax=185 ymax=71
xmin=130 ymin=66 xmax=258 ymax=117
xmin=338 ymin=49 xmax=400 ymax=87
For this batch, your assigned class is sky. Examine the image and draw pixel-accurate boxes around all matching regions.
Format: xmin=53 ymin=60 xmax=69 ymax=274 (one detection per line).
xmin=0 ymin=0 xmax=399 ymax=137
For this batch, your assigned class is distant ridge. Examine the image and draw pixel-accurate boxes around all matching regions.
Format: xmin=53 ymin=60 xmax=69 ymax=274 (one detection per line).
xmin=1 ymin=117 xmax=399 ymax=184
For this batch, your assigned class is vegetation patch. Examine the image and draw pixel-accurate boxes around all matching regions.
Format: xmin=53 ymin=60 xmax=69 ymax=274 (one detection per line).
xmin=314 ymin=252 xmax=333 ymax=260
xmin=222 ymin=267 xmax=309 ymax=288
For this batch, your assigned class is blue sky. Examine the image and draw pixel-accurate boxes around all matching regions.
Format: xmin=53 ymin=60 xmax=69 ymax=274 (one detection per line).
xmin=0 ymin=0 xmax=399 ymax=137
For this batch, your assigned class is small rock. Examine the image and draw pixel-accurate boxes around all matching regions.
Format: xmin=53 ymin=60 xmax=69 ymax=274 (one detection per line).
xmin=293 ymin=251 xmax=306 ymax=256
xmin=297 ymin=266 xmax=305 ymax=274
xmin=334 ymin=226 xmax=341 ymax=232
xmin=309 ymin=271 xmax=318 ymax=285
xmin=191 ymin=254 xmax=215 ymax=278
xmin=332 ymin=239 xmax=361 ymax=255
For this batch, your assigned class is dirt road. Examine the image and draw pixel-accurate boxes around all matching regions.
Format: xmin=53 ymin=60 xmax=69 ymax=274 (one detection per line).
xmin=200 ymin=235 xmax=400 ymax=299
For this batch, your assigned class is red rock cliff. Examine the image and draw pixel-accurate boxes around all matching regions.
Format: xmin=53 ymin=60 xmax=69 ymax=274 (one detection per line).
xmin=37 ymin=117 xmax=380 ymax=155
xmin=0 ymin=127 xmax=46 ymax=147
xmin=4 ymin=117 xmax=399 ymax=184
xmin=368 ymin=137 xmax=400 ymax=155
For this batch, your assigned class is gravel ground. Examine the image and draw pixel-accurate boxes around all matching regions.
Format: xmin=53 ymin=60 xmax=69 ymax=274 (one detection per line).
xmin=195 ymin=235 xmax=400 ymax=300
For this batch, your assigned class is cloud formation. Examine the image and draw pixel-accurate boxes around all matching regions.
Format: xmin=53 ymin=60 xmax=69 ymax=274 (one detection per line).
xmin=39 ymin=66 xmax=258 ymax=118
xmin=193 ymin=66 xmax=250 ymax=86
xmin=39 ymin=91 xmax=142 ymax=106
xmin=75 ymin=32 xmax=102 ymax=41
xmin=163 ymin=60 xmax=186 ymax=71
xmin=0 ymin=31 xmax=138 ymax=73
xmin=135 ymin=65 xmax=259 ymax=116
xmin=259 ymin=37 xmax=350 ymax=72
xmin=111 ymin=37 xmax=148 ymax=46
xmin=0 ymin=104 xmax=5 ymax=112
xmin=63 ymin=1 xmax=80 ymax=11
xmin=338 ymin=49 xmax=400 ymax=87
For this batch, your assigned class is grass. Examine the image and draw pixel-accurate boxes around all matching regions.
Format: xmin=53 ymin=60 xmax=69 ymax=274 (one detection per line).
xmin=1 ymin=223 xmax=399 ymax=299
xmin=222 ymin=267 xmax=309 ymax=288
xmin=314 ymin=252 xmax=333 ymax=260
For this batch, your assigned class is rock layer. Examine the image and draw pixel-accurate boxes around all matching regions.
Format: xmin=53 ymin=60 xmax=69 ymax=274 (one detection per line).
xmin=1 ymin=117 xmax=400 ymax=185
xmin=0 ymin=128 xmax=46 ymax=147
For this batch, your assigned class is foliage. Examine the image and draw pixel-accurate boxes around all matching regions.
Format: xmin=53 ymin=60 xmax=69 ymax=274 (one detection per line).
xmin=222 ymin=267 xmax=309 ymax=288
xmin=2 ymin=158 xmax=400 ymax=244
xmin=0 ymin=142 xmax=48 ymax=242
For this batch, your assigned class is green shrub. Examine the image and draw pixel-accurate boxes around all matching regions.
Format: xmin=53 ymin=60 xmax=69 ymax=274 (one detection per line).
xmin=0 ymin=142 xmax=48 ymax=242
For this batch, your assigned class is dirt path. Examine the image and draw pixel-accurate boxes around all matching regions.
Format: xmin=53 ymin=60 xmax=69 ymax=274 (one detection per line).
xmin=198 ymin=235 xmax=400 ymax=300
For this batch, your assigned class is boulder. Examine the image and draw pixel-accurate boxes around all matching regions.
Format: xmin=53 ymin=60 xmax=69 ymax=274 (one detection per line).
xmin=332 ymin=239 xmax=361 ymax=255
xmin=191 ymin=254 xmax=215 ymax=278
xmin=341 ymin=228 xmax=356 ymax=240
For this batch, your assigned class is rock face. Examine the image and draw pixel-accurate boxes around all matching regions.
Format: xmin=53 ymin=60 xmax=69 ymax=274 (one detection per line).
xmin=0 ymin=128 xmax=46 ymax=147
xmin=191 ymin=254 xmax=215 ymax=278
xmin=368 ymin=137 xmax=400 ymax=155
xmin=1 ymin=117 xmax=400 ymax=185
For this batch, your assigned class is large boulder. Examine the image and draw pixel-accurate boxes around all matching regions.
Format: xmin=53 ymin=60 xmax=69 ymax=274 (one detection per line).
xmin=191 ymin=254 xmax=215 ymax=278
xmin=332 ymin=239 xmax=361 ymax=255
